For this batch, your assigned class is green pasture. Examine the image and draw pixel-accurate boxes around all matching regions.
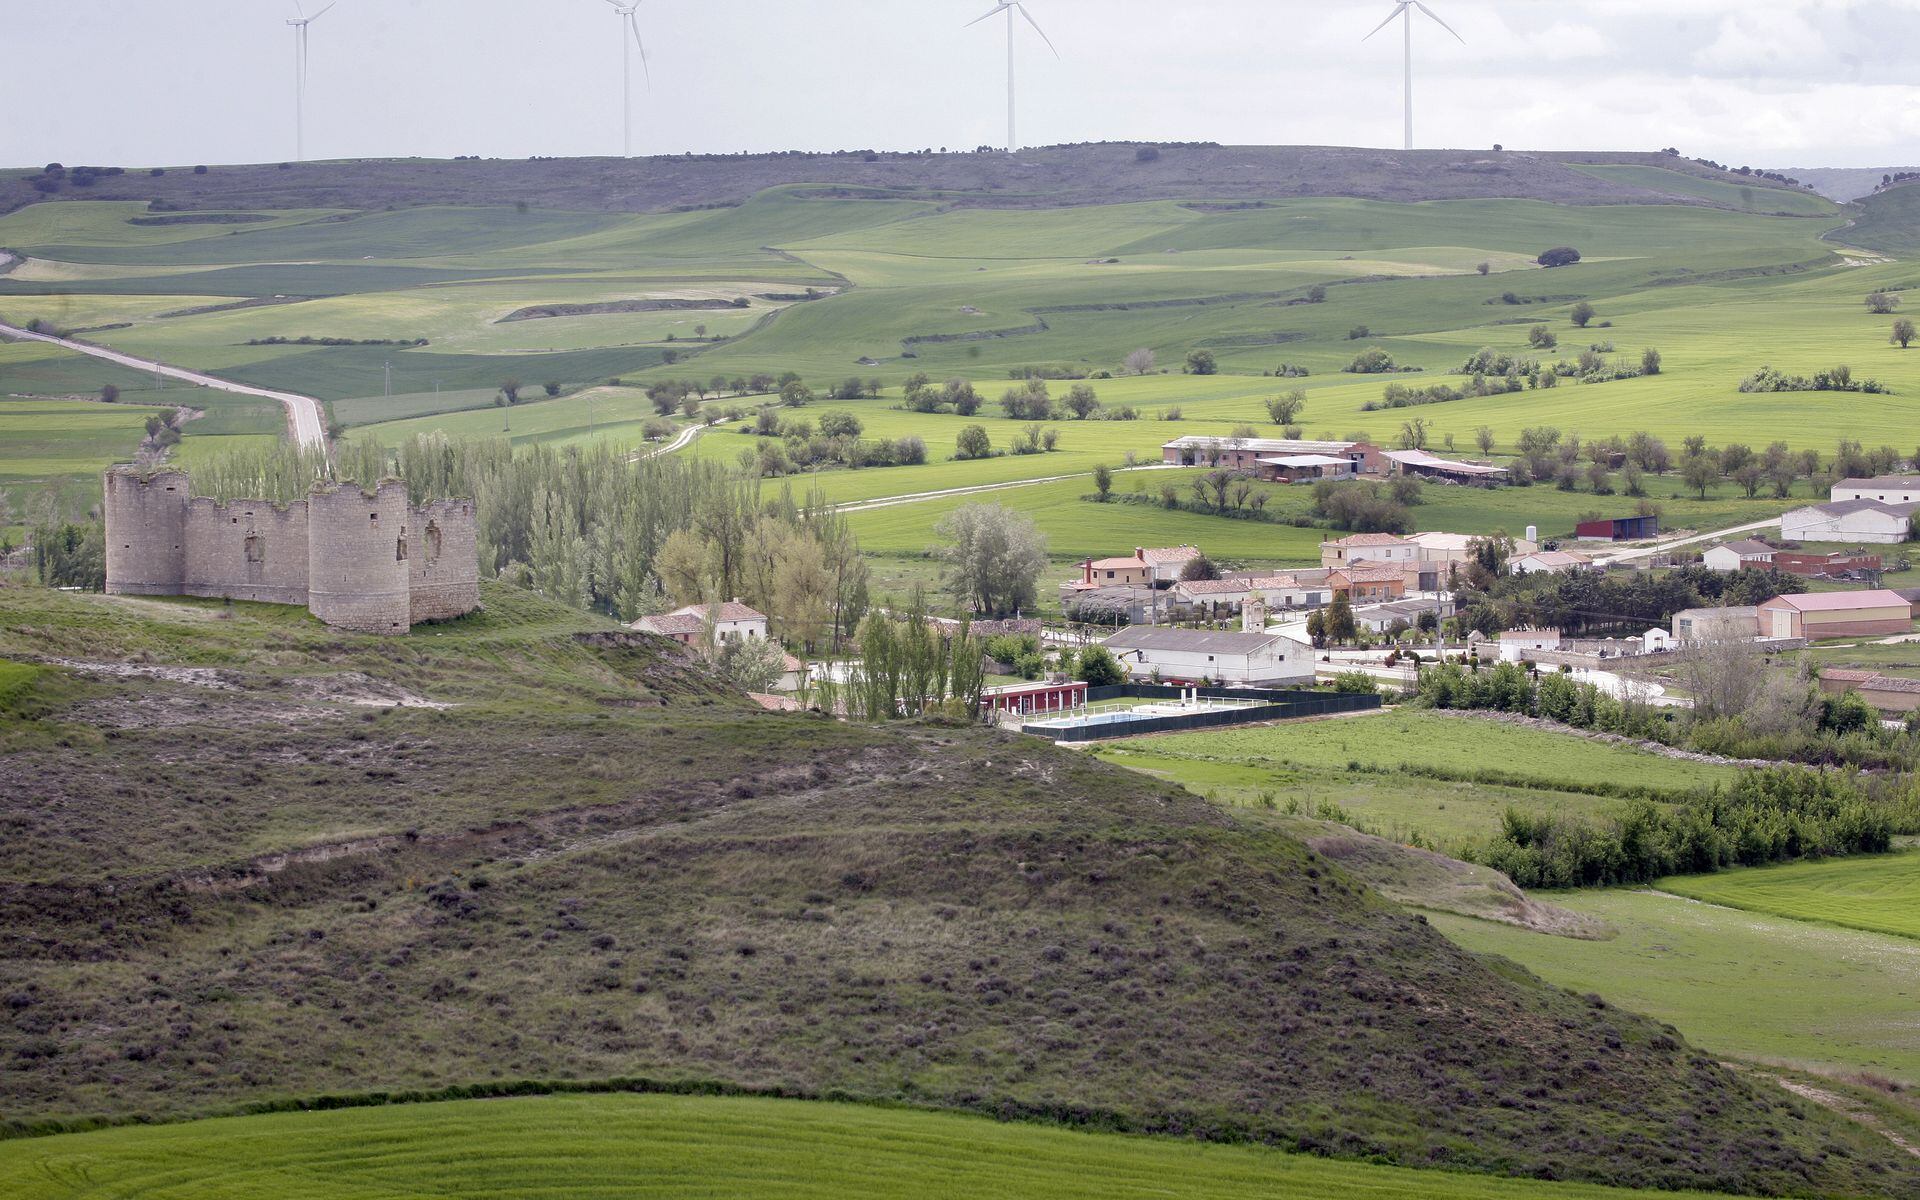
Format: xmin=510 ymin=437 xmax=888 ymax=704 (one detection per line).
xmin=1433 ymin=886 xmax=1920 ymax=1084
xmin=1091 ymin=710 xmax=1735 ymax=846
xmin=1657 ymin=851 xmax=1920 ymax=941
xmin=0 ymin=395 xmax=171 ymax=520
xmin=355 ymin=385 xmax=679 ymax=453
xmin=0 ymin=1092 xmax=1741 ymax=1200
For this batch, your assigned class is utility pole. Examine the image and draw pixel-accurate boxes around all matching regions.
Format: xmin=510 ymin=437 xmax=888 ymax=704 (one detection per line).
xmin=383 ymin=361 xmax=392 ymax=398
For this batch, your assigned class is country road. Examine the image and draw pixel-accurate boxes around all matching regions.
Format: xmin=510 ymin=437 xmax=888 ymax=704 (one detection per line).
xmin=0 ymin=319 xmax=328 ymax=451
xmin=836 ymin=463 xmax=1179 ymax=513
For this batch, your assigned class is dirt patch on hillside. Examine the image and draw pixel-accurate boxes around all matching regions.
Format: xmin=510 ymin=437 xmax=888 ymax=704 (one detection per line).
xmin=1771 ymin=1077 xmax=1920 ymax=1159
xmin=1305 ymin=826 xmax=1613 ymax=939
xmin=499 ymin=298 xmax=745 ymax=322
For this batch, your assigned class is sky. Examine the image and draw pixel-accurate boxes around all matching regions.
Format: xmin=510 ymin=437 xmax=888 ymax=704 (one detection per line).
xmin=4 ymin=0 xmax=1920 ymax=170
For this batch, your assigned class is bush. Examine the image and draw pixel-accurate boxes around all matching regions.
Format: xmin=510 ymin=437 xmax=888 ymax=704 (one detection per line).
xmin=1184 ymin=349 xmax=1218 ymax=376
xmin=1537 ymin=246 xmax=1581 ymax=268
xmin=1345 ymin=347 xmax=1396 ymax=374
xmin=1331 ymin=671 xmax=1379 ymax=695
xmin=1077 ymin=645 xmax=1126 ymax=686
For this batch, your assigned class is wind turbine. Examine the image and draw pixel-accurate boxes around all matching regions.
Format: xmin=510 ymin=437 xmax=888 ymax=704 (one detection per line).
xmin=286 ymin=1 xmax=336 ymax=162
xmin=606 ymin=0 xmax=651 ymax=158
xmin=1362 ymin=1 xmax=1463 ymax=151
xmin=966 ymin=2 xmax=1058 ymax=154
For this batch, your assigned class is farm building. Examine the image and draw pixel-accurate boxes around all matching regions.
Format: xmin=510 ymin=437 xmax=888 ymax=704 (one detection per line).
xmin=1771 ymin=549 xmax=1884 ymax=579
xmin=1510 ymin=549 xmax=1594 ymax=575
xmin=1171 ymin=572 xmax=1333 ymax=617
xmin=1781 ymin=499 xmax=1918 ymax=545
xmin=1497 ymin=630 xmax=1562 ymax=662
xmin=633 ymin=600 xmax=769 ymax=646
xmin=1832 ymin=475 xmax=1920 ymax=505
xmin=1574 ymin=515 xmax=1659 ymax=541
xmin=1260 ymin=453 xmax=1357 ymax=483
xmin=1320 ymin=532 xmax=1418 ymax=569
xmin=1380 ymin=448 xmax=1508 ymax=486
xmin=1100 ymin=627 xmax=1313 ymax=686
xmin=1672 ymin=606 xmax=1761 ymax=643
xmin=1757 ymin=590 xmax=1914 ymax=639
xmin=1138 ymin=545 xmax=1204 ymax=583
xmin=1073 ymin=550 xmax=1155 ymax=589
xmin=1405 ymin=530 xmax=1538 ymax=567
xmin=981 ymin=679 xmax=1088 ymax=716
xmin=1702 ymin=539 xmax=1776 ymax=572
xmin=1161 ymin=435 xmax=1385 ymax=480
xmin=1818 ymin=669 xmax=1920 ymax=715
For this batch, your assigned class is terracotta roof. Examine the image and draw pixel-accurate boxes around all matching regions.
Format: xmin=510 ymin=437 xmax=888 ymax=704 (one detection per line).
xmin=1140 ymin=545 xmax=1201 ymax=565
xmin=1334 ymin=564 xmax=1408 ymax=584
xmin=1177 ymin=578 xmax=1257 ymax=596
xmin=1327 ymin=532 xmax=1409 ymax=547
xmin=1087 ymin=555 xmax=1147 ymax=569
xmin=633 ymin=613 xmax=704 ymax=636
xmin=1763 ymin=589 xmax=1912 ymax=613
xmin=747 ymin=692 xmax=801 ymax=712
xmin=1820 ymin=668 xmax=1881 ymax=683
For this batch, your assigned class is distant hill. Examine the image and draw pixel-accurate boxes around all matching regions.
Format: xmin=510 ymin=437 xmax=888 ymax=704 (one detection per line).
xmin=1836 ymin=180 xmax=1920 ymax=256
xmin=0 ymin=145 xmax=1821 ymax=216
xmin=1 ymin=583 xmax=1916 ymax=1197
xmin=1776 ymin=166 xmax=1920 ymax=203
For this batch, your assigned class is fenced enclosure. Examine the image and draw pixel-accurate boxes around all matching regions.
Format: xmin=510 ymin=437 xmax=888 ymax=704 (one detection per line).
xmin=1022 ymin=684 xmax=1381 ymax=742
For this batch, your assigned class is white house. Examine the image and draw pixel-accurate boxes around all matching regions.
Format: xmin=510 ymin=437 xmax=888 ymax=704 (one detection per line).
xmin=633 ymin=599 xmax=770 ymax=646
xmin=1140 ymin=545 xmax=1204 ymax=583
xmin=1100 ymin=627 xmax=1313 ymax=686
xmin=1405 ymin=530 xmax=1539 ymax=567
xmin=1320 ymin=532 xmax=1418 ymax=569
xmin=1672 ymin=606 xmax=1760 ymax=643
xmin=1496 ymin=629 xmax=1562 ymax=662
xmin=1782 ymin=499 xmax=1918 ymax=545
xmin=1833 ymin=475 xmax=1920 ymax=505
xmin=1702 ymin=538 xmax=1776 ymax=573
xmin=1642 ymin=627 xmax=1675 ymax=652
xmin=1510 ymin=550 xmax=1594 ymax=576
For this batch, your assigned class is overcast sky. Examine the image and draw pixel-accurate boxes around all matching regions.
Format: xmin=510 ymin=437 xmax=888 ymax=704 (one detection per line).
xmin=5 ymin=1 xmax=1919 ymax=170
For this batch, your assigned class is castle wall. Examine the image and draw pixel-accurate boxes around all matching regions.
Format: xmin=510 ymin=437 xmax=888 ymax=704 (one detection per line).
xmin=104 ymin=468 xmax=479 ymax=635
xmin=104 ymin=469 xmax=189 ymax=595
xmin=407 ymin=498 xmax=482 ymax=624
xmin=305 ymin=481 xmax=414 ymax=635
xmin=181 ymin=497 xmax=310 ymax=606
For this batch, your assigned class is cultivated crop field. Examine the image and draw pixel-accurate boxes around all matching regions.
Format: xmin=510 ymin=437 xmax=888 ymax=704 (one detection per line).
xmin=1091 ymin=710 xmax=1736 ymax=846
xmin=0 ymin=1093 xmax=1742 ymax=1200
xmin=1657 ymin=851 xmax=1920 ymax=941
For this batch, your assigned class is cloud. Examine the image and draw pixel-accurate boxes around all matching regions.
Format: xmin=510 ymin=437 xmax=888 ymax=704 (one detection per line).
xmin=1692 ymin=9 xmax=1831 ymax=72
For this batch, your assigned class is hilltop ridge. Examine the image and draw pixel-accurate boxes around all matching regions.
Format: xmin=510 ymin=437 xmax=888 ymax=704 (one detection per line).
xmin=1 ymin=145 xmax=1820 ymax=217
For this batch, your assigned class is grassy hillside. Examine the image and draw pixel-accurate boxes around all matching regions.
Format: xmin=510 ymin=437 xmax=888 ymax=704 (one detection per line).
xmin=0 ymin=581 xmax=1914 ymax=1196
xmin=0 ymin=1093 xmax=1753 ymax=1200
xmin=1659 ymin=852 xmax=1920 ymax=941
xmin=1433 ymin=886 xmax=1920 ymax=1085
xmin=1839 ymin=182 xmax=1920 ymax=256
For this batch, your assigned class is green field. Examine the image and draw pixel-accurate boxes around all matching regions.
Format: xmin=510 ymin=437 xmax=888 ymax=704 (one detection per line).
xmin=1433 ymin=885 xmax=1920 ymax=1084
xmin=1658 ymin=851 xmax=1920 ymax=941
xmin=1091 ymin=710 xmax=1737 ymax=846
xmin=0 ymin=1093 xmax=1737 ymax=1200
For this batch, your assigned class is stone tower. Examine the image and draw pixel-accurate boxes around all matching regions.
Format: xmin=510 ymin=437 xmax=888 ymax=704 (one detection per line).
xmin=1242 ymin=594 xmax=1269 ymax=632
xmin=304 ymin=480 xmax=414 ymax=635
xmin=104 ymin=468 xmax=190 ymax=596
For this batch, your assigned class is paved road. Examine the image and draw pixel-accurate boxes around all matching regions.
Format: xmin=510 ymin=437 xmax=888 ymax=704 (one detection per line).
xmin=632 ymin=418 xmax=719 ymax=461
xmin=0 ymin=319 xmax=328 ymax=451
xmin=1593 ymin=517 xmax=1782 ymax=565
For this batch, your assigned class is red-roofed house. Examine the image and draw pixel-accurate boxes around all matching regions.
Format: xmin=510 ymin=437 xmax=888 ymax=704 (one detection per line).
xmin=633 ymin=599 xmax=770 ymax=646
xmin=1757 ymin=590 xmax=1914 ymax=640
xmin=1329 ymin=564 xmax=1408 ymax=603
xmin=1072 ymin=549 xmax=1155 ymax=589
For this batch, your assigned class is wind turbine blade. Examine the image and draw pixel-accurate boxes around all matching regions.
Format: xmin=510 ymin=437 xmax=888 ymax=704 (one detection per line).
xmin=965 ymin=4 xmax=1013 ymax=29
xmin=1412 ymin=1 xmax=1465 ymax=43
xmin=1017 ymin=5 xmax=1060 ymax=58
xmin=627 ymin=15 xmax=651 ymax=88
xmin=290 ymin=0 xmax=305 ymax=15
xmin=1362 ymin=3 xmax=1408 ymax=41
xmin=309 ymin=1 xmax=336 ymax=19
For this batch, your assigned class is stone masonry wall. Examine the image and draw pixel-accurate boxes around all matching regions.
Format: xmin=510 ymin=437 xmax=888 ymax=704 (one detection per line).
xmin=104 ymin=467 xmax=481 ymax=634
xmin=182 ymin=497 xmax=310 ymax=606
xmin=305 ymin=481 xmax=414 ymax=635
xmin=407 ymin=498 xmax=482 ymax=624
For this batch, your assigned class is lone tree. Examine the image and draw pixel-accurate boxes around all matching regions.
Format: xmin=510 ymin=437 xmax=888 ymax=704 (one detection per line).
xmin=1476 ymin=261 xmax=1491 ymax=276
xmin=1867 ymin=291 xmax=1900 ymax=315
xmin=1570 ymin=301 xmax=1596 ymax=328
xmin=1063 ymin=383 xmax=1101 ymax=419
xmin=1077 ymin=644 xmax=1125 ymax=686
xmin=1894 ymin=318 xmax=1917 ymax=349
xmin=1537 ymin=246 xmax=1582 ymax=268
xmin=932 ymin=502 xmax=1048 ymax=618
xmin=1325 ymin=592 xmax=1357 ymax=644
xmin=1091 ymin=462 xmax=1113 ymax=501
xmin=1641 ymin=347 xmax=1663 ymax=375
xmin=1528 ymin=325 xmax=1558 ymax=349
xmin=1184 ymin=348 xmax=1218 ymax=376
xmin=99 ymin=384 xmax=119 ymax=403
xmin=1265 ymin=389 xmax=1306 ymax=425
xmin=500 ymin=377 xmax=523 ymax=404
xmin=1124 ymin=347 xmax=1156 ymax=375
xmin=954 ymin=424 xmax=992 ymax=460
xmin=1179 ymin=554 xmax=1220 ymax=582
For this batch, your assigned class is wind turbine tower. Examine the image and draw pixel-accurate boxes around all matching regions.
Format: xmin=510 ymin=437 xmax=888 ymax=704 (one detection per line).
xmin=966 ymin=2 xmax=1058 ymax=153
xmin=606 ymin=0 xmax=650 ymax=158
xmin=1363 ymin=1 xmax=1463 ymax=151
xmin=286 ymin=1 xmax=337 ymax=162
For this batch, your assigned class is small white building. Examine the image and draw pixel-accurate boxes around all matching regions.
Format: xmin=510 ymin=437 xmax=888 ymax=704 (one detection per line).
xmin=1510 ymin=550 xmax=1594 ymax=576
xmin=1642 ymin=627 xmax=1675 ymax=652
xmin=1405 ymin=530 xmax=1539 ymax=566
xmin=1702 ymin=538 xmax=1776 ymax=572
xmin=1832 ymin=475 xmax=1920 ymax=505
xmin=633 ymin=599 xmax=770 ymax=646
xmin=1320 ymin=532 xmax=1418 ymax=569
xmin=1100 ymin=626 xmax=1313 ymax=686
xmin=1782 ymin=499 xmax=1918 ymax=545
xmin=1496 ymin=629 xmax=1562 ymax=662
xmin=1139 ymin=545 xmax=1204 ymax=583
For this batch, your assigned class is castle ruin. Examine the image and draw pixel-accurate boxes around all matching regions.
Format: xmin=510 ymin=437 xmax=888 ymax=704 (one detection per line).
xmin=104 ymin=467 xmax=480 ymax=634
